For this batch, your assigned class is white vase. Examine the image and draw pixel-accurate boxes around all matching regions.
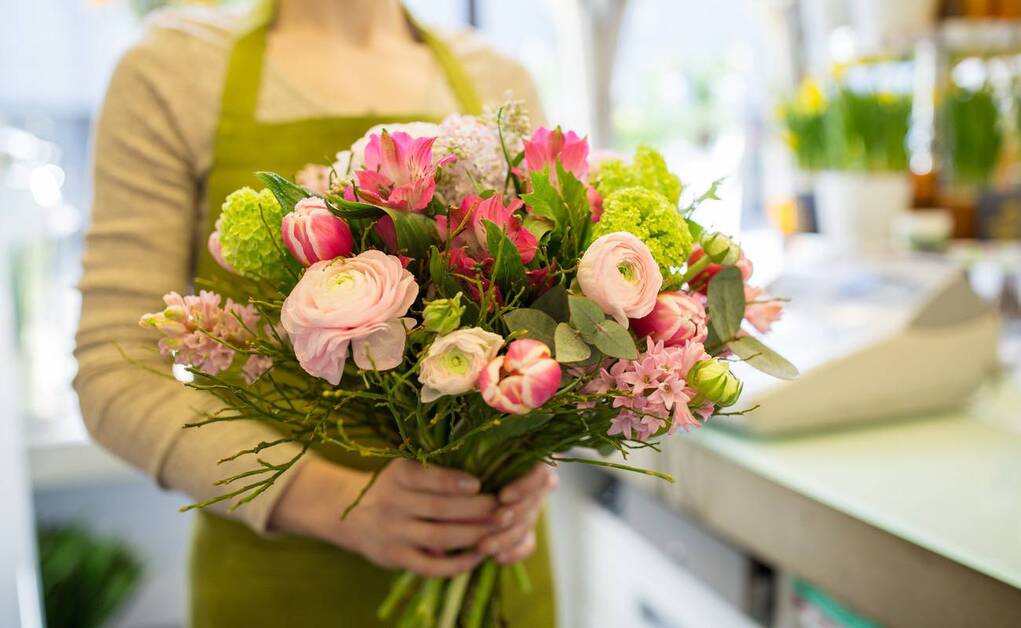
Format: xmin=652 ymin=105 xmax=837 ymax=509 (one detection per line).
xmin=813 ymin=171 xmax=912 ymax=255
xmin=849 ymin=0 xmax=939 ymax=52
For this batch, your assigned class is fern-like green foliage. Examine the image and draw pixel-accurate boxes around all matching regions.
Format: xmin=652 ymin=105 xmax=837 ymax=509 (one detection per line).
xmin=37 ymin=523 xmax=143 ymax=628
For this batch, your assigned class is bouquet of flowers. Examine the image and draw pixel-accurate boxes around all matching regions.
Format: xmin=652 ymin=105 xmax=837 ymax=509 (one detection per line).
xmin=138 ymin=101 xmax=794 ymax=627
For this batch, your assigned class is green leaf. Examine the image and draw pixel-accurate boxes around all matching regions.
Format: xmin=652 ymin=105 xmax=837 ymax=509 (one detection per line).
xmin=323 ymin=194 xmax=387 ymax=219
xmin=554 ymin=322 xmax=591 ymax=363
xmin=686 ymin=218 xmax=704 ymax=241
xmin=429 ymin=247 xmax=479 ymax=322
xmin=728 ymin=335 xmax=799 ymax=380
xmin=485 ymin=220 xmax=526 ymax=293
xmin=523 ymin=214 xmax=555 ymax=242
xmin=382 ymin=210 xmax=438 ymax=259
xmin=503 ymin=308 xmax=558 ymax=349
xmin=590 ymin=319 xmax=638 ymax=360
xmin=521 ymin=170 xmax=568 ymax=227
xmin=255 ymin=171 xmax=310 ymax=211
xmin=568 ymin=295 xmax=605 ymax=338
xmin=707 ymin=266 xmax=746 ymax=342
xmin=532 ymin=283 xmax=570 ymax=322
xmin=482 ymin=412 xmax=555 ymax=443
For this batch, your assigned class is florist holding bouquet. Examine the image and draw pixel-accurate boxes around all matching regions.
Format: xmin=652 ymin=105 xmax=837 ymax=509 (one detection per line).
xmin=75 ymin=0 xmax=557 ymax=625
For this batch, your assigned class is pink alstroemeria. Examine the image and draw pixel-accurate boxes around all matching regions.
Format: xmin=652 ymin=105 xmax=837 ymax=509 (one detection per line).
xmin=281 ymin=197 xmax=354 ymax=266
xmin=523 ymin=127 xmax=589 ymax=180
xmin=438 ymin=195 xmax=538 ymax=264
xmin=744 ymin=285 xmax=784 ymax=334
xmin=479 ymin=339 xmax=562 ymax=415
xmin=354 ymin=130 xmax=455 ymax=212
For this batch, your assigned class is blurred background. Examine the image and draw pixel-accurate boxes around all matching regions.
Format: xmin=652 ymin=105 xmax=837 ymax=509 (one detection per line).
xmin=2 ymin=0 xmax=1020 ymax=626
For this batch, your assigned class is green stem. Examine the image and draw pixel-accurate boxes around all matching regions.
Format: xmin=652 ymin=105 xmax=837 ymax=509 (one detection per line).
xmin=438 ymin=572 xmax=471 ymax=628
xmin=411 ymin=578 xmax=443 ymax=627
xmin=509 ymin=563 xmax=532 ymax=594
xmin=677 ymin=255 xmax=710 ymax=286
xmin=378 ymin=571 xmax=417 ymax=621
xmin=551 ymin=456 xmax=675 ymax=482
xmin=464 ymin=560 xmax=498 ymax=628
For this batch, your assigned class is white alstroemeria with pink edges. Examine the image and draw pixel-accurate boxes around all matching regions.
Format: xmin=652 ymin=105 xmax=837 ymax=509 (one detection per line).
xmin=136 ymin=99 xmax=795 ymax=626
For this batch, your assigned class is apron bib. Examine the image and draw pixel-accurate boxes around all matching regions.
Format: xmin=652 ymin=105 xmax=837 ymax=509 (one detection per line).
xmin=189 ymin=3 xmax=554 ymax=626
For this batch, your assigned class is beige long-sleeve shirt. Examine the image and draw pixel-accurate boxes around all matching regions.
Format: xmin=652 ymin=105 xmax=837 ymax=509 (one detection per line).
xmin=75 ymin=6 xmax=543 ymax=533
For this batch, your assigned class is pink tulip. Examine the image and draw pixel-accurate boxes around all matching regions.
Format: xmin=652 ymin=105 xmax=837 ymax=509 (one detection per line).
xmin=281 ymin=197 xmax=354 ymax=266
xmin=631 ymin=291 xmax=708 ymax=347
xmin=523 ymin=127 xmax=589 ymax=179
xmin=479 ymin=339 xmax=562 ymax=415
xmin=354 ymin=130 xmax=455 ymax=212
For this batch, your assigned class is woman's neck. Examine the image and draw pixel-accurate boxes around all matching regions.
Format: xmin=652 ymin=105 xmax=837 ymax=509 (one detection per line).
xmin=274 ymin=0 xmax=410 ymax=46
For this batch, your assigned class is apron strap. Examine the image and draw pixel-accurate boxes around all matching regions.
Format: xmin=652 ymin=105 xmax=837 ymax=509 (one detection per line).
xmin=219 ymin=0 xmax=483 ymax=122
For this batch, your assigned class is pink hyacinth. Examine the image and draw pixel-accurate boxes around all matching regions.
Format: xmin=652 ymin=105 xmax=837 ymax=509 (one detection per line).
xmin=630 ymin=291 xmax=708 ymax=347
xmin=353 ymin=130 xmax=455 ymax=212
xmin=139 ymin=290 xmax=259 ymax=376
xmin=523 ymin=127 xmax=589 ymax=180
xmin=281 ymin=197 xmax=354 ymax=266
xmin=479 ymin=339 xmax=562 ymax=415
xmin=744 ymin=285 xmax=784 ymax=334
xmin=583 ymin=338 xmax=711 ymax=441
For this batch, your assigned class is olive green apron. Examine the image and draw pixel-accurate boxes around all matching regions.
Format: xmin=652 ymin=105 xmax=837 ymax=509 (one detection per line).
xmin=189 ymin=3 xmax=555 ymax=626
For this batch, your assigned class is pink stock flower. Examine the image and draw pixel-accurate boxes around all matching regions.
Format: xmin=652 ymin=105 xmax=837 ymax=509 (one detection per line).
xmin=630 ymin=291 xmax=708 ymax=347
xmin=523 ymin=127 xmax=589 ymax=180
xmin=744 ymin=285 xmax=784 ymax=334
xmin=242 ymin=354 xmax=273 ymax=384
xmin=207 ymin=217 xmax=236 ymax=274
xmin=584 ymin=338 xmax=710 ymax=441
xmin=577 ymin=232 xmax=663 ymax=326
xmin=281 ymin=251 xmax=418 ymax=385
xmin=295 ymin=164 xmax=332 ymax=196
xmin=281 ymin=197 xmax=354 ymax=266
xmin=479 ymin=339 xmax=562 ymax=415
xmin=139 ymin=290 xmax=259 ymax=376
xmin=354 ymin=130 xmax=455 ymax=212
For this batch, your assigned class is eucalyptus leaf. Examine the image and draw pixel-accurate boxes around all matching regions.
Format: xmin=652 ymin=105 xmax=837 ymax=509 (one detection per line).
xmin=591 ymin=319 xmax=639 ymax=360
xmin=728 ymin=335 xmax=799 ymax=380
xmin=532 ymin=283 xmax=570 ymax=322
xmin=503 ymin=308 xmax=558 ymax=349
xmin=707 ymin=266 xmax=745 ymax=342
xmin=568 ymin=295 xmax=605 ymax=338
xmin=554 ymin=323 xmax=591 ymax=363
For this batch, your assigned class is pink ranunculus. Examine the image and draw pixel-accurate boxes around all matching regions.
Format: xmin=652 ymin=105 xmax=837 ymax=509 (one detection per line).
xmin=354 ymin=130 xmax=455 ymax=212
xmin=577 ymin=232 xmax=663 ymax=327
xmin=418 ymin=328 xmax=504 ymax=402
xmin=281 ymin=197 xmax=354 ymax=266
xmin=523 ymin=127 xmax=589 ymax=179
xmin=631 ymin=291 xmax=708 ymax=347
xmin=295 ymin=164 xmax=332 ymax=196
xmin=280 ymin=251 xmax=418 ymax=385
xmin=744 ymin=285 xmax=784 ymax=334
xmin=479 ymin=339 xmax=562 ymax=415
xmin=207 ymin=217 xmax=236 ymax=274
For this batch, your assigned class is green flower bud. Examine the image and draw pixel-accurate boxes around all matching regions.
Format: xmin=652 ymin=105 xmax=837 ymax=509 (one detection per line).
xmin=422 ymin=292 xmax=464 ymax=335
xmin=687 ymin=358 xmax=743 ymax=407
xmin=700 ymin=231 xmax=742 ymax=266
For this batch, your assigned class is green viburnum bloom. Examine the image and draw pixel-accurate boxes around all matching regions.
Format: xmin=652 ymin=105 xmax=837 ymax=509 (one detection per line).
xmin=688 ymin=358 xmax=743 ymax=407
xmin=592 ymin=145 xmax=682 ymax=205
xmin=589 ymin=187 xmax=693 ymax=272
xmin=219 ymin=187 xmax=299 ymax=285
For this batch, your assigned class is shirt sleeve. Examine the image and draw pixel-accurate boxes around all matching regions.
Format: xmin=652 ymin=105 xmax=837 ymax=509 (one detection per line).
xmin=74 ymin=38 xmax=305 ymax=535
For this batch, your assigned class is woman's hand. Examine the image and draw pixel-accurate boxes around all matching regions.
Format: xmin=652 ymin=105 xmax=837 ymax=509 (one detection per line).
xmin=270 ymin=457 xmax=557 ymax=576
xmin=478 ymin=464 xmax=558 ymax=565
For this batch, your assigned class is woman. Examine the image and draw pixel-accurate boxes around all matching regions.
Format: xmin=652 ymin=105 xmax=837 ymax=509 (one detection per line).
xmin=74 ymin=0 xmax=557 ymax=625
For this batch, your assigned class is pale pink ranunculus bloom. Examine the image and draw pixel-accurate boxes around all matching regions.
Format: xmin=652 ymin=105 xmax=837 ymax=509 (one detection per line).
xmin=280 ymin=251 xmax=418 ymax=385
xmin=206 ymin=217 xmax=237 ymax=274
xmin=744 ymin=285 xmax=784 ymax=334
xmin=479 ymin=339 xmax=562 ymax=415
xmin=523 ymin=127 xmax=589 ymax=179
xmin=630 ymin=291 xmax=708 ymax=347
xmin=354 ymin=130 xmax=455 ymax=213
xmin=577 ymin=232 xmax=663 ymax=327
xmin=418 ymin=327 xmax=504 ymax=402
xmin=281 ymin=197 xmax=354 ymax=266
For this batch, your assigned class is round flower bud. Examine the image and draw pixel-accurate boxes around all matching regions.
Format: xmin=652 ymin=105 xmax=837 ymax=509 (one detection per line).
xmin=700 ymin=231 xmax=742 ymax=266
xmin=687 ymin=358 xmax=743 ymax=407
xmin=422 ymin=293 xmax=465 ymax=335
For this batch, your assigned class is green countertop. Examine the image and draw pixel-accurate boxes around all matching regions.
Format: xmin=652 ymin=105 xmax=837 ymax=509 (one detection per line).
xmin=691 ymin=370 xmax=1021 ymax=590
